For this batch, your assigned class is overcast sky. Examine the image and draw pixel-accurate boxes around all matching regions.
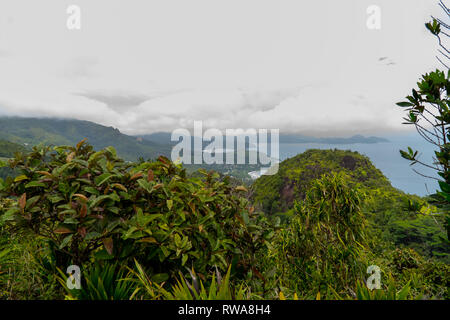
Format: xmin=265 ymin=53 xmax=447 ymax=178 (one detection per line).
xmin=0 ymin=0 xmax=446 ymax=136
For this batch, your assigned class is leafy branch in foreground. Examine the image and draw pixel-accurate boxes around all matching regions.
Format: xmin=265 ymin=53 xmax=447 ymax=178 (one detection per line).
xmin=0 ymin=139 xmax=272 ymax=283
xmin=397 ymin=9 xmax=450 ymax=245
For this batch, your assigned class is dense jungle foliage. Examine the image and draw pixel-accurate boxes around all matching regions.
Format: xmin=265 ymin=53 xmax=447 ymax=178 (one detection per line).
xmin=0 ymin=141 xmax=448 ymax=300
xmin=0 ymin=5 xmax=449 ymax=301
xmin=252 ymin=149 xmax=448 ymax=263
xmin=0 ymin=117 xmax=171 ymax=161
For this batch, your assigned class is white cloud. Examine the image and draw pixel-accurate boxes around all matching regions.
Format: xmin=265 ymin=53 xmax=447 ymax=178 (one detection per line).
xmin=0 ymin=0 xmax=443 ymax=136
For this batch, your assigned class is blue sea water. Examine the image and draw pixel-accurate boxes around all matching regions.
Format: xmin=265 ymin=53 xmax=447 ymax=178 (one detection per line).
xmin=277 ymin=134 xmax=440 ymax=197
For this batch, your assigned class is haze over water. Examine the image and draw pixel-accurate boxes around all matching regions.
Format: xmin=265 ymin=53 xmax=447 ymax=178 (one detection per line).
xmin=278 ymin=134 xmax=440 ymax=197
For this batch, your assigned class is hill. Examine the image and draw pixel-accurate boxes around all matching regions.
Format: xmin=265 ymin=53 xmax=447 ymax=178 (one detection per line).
xmin=252 ymin=149 xmax=393 ymax=215
xmin=0 ymin=139 xmax=27 ymax=179
xmin=0 ymin=139 xmax=27 ymax=158
xmin=251 ymin=149 xmax=448 ymax=261
xmin=139 ymin=132 xmax=389 ymax=145
xmin=278 ymin=134 xmax=389 ymax=144
xmin=0 ymin=117 xmax=171 ymax=161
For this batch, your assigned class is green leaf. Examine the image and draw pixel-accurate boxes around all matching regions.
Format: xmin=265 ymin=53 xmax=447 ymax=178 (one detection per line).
xmin=14 ymin=175 xmax=28 ymax=182
xmin=152 ymin=273 xmax=169 ymax=284
xmin=182 ymin=254 xmax=188 ymax=266
xmin=85 ymin=232 xmax=101 ymax=240
xmin=89 ymin=195 xmax=114 ymax=208
xmin=105 ymin=146 xmax=117 ymax=158
xmin=25 ymin=181 xmax=46 ymax=188
xmin=63 ymin=217 xmax=79 ymax=225
xmin=0 ymin=207 xmax=20 ymax=225
xmin=137 ymin=179 xmax=154 ymax=193
xmin=59 ymin=234 xmax=73 ymax=249
xmin=396 ymin=102 xmax=414 ymax=107
xmin=94 ymin=249 xmax=114 ymax=260
xmin=438 ymin=181 xmax=450 ymax=193
xmin=94 ymin=173 xmax=114 ymax=186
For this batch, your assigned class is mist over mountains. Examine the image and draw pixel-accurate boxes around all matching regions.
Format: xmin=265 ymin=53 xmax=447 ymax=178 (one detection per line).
xmin=138 ymin=131 xmax=389 ymax=146
xmin=0 ymin=117 xmax=171 ymax=161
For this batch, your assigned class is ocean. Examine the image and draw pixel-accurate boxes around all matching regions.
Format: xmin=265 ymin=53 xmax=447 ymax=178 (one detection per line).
xmin=276 ymin=134 xmax=440 ymax=197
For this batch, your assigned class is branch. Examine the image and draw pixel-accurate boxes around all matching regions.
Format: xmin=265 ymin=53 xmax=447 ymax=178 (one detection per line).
xmin=437 ymin=55 xmax=450 ymax=69
xmin=415 ymin=121 xmax=442 ymax=140
xmin=412 ymin=168 xmax=440 ymax=181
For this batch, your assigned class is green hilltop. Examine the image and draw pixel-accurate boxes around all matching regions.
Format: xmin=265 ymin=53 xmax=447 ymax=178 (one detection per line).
xmin=252 ymin=149 xmax=393 ymax=215
xmin=0 ymin=139 xmax=27 ymax=158
xmin=0 ymin=117 xmax=171 ymax=161
xmin=251 ymin=149 xmax=448 ymax=262
xmin=0 ymin=140 xmax=27 ymax=179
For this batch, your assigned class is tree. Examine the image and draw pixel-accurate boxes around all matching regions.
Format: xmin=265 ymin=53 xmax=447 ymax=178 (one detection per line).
xmin=272 ymin=172 xmax=368 ymax=297
xmin=397 ymin=1 xmax=450 ymax=244
xmin=427 ymin=0 xmax=450 ymax=69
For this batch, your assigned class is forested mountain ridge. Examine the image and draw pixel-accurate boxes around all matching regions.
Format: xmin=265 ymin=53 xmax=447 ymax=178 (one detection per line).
xmin=139 ymin=132 xmax=389 ymax=146
xmin=252 ymin=149 xmax=448 ymax=262
xmin=252 ymin=149 xmax=393 ymax=215
xmin=0 ymin=117 xmax=171 ymax=161
xmin=0 ymin=140 xmax=26 ymax=179
xmin=0 ymin=139 xmax=27 ymax=158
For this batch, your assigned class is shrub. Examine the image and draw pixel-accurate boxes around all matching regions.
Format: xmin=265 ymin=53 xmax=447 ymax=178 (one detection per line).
xmin=272 ymin=172 xmax=368 ymax=297
xmin=0 ymin=140 xmax=271 ymax=284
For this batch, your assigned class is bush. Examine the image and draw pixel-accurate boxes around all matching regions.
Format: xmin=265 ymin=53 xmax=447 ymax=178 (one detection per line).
xmin=271 ymin=172 xmax=368 ymax=297
xmin=0 ymin=140 xmax=271 ymax=285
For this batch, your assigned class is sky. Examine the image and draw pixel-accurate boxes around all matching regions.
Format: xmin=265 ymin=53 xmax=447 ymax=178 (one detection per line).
xmin=0 ymin=0 xmax=446 ymax=136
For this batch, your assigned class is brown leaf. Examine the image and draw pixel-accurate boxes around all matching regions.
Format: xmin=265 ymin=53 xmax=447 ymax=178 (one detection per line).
xmin=79 ymin=203 xmax=87 ymax=218
xmin=130 ymin=172 xmax=143 ymax=181
xmin=76 ymin=138 xmax=88 ymax=151
xmin=252 ymin=267 xmax=266 ymax=282
xmin=73 ymin=193 xmax=89 ymax=202
xmin=103 ymin=238 xmax=114 ymax=255
xmin=235 ymin=186 xmax=248 ymax=192
xmin=18 ymin=193 xmax=26 ymax=211
xmin=112 ymin=183 xmax=128 ymax=192
xmin=234 ymin=214 xmax=245 ymax=226
xmin=158 ymin=156 xmax=170 ymax=165
xmin=37 ymin=171 xmax=52 ymax=177
xmin=78 ymin=227 xmax=87 ymax=238
xmin=147 ymin=169 xmax=154 ymax=182
xmin=189 ymin=202 xmax=196 ymax=214
xmin=138 ymin=237 xmax=158 ymax=244
xmin=66 ymin=152 xmax=76 ymax=163
xmin=54 ymin=227 xmax=73 ymax=234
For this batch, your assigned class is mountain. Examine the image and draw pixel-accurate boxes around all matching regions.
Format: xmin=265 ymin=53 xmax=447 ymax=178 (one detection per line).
xmin=0 ymin=139 xmax=27 ymax=158
xmin=250 ymin=148 xmax=448 ymax=262
xmin=139 ymin=132 xmax=175 ymax=146
xmin=0 ymin=139 xmax=27 ymax=179
xmin=278 ymin=134 xmax=389 ymax=144
xmin=0 ymin=117 xmax=171 ymax=161
xmin=139 ymin=132 xmax=389 ymax=145
xmin=252 ymin=149 xmax=393 ymax=215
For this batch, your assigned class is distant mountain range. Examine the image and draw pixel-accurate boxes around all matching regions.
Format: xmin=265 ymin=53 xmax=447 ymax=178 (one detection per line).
xmin=0 ymin=117 xmax=389 ymax=164
xmin=138 ymin=132 xmax=389 ymax=145
xmin=0 ymin=117 xmax=171 ymax=161
xmin=0 ymin=139 xmax=27 ymax=158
